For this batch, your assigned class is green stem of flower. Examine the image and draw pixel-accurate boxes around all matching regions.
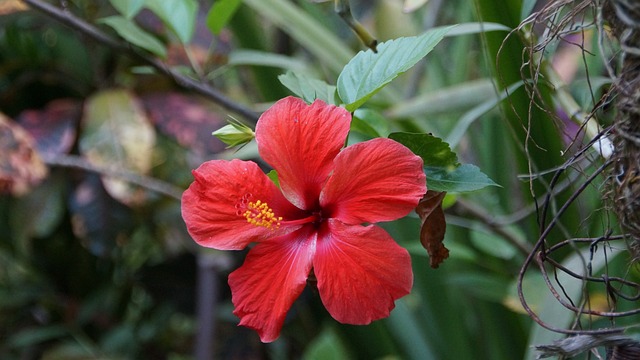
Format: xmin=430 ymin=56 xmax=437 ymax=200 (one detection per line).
xmin=335 ymin=0 xmax=378 ymax=52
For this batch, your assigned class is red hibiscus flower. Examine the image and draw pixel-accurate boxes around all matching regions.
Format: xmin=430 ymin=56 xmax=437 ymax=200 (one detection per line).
xmin=181 ymin=97 xmax=426 ymax=342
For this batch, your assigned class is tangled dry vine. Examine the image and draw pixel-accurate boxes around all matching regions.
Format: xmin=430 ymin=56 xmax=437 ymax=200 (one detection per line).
xmin=510 ymin=0 xmax=640 ymax=357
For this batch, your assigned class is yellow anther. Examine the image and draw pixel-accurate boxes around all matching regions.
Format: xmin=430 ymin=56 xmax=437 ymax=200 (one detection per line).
xmin=243 ymin=200 xmax=283 ymax=230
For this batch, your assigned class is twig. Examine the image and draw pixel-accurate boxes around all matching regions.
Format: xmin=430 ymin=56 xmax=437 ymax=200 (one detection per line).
xmin=335 ymin=0 xmax=377 ymax=52
xmin=43 ymin=154 xmax=183 ymax=201
xmin=517 ymin=158 xmax=618 ymax=336
xmin=21 ymin=0 xmax=259 ymax=123
xmin=535 ymin=251 xmax=640 ymax=318
xmin=450 ymin=198 xmax=532 ymax=257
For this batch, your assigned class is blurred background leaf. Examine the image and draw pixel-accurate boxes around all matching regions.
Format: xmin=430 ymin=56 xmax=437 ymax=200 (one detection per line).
xmin=0 ymin=0 xmax=630 ymax=359
xmin=79 ymin=89 xmax=156 ymax=206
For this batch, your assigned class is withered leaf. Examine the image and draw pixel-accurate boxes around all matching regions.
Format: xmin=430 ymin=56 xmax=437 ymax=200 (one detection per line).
xmin=0 ymin=113 xmax=48 ymax=196
xmin=0 ymin=0 xmax=28 ymax=15
xmin=415 ymin=190 xmax=448 ymax=268
xmin=17 ymin=99 xmax=81 ymax=156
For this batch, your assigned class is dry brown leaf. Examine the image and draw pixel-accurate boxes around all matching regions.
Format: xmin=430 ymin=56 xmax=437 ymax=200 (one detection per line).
xmin=415 ymin=190 xmax=448 ymax=268
xmin=141 ymin=92 xmax=227 ymax=155
xmin=0 ymin=113 xmax=48 ymax=196
xmin=0 ymin=0 xmax=28 ymax=15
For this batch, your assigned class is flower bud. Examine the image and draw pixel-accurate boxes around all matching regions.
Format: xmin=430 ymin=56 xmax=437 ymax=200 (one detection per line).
xmin=212 ymin=118 xmax=255 ymax=148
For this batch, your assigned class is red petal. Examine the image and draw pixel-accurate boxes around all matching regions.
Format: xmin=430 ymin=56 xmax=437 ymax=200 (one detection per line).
xmin=181 ymin=159 xmax=303 ymax=250
xmin=320 ymin=138 xmax=426 ymax=224
xmin=255 ymin=97 xmax=351 ymax=210
xmin=229 ymin=226 xmax=316 ymax=342
xmin=313 ymin=219 xmax=412 ymax=324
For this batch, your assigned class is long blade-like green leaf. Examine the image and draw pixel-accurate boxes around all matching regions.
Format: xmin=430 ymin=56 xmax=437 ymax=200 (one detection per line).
xmin=243 ymin=0 xmax=354 ymax=73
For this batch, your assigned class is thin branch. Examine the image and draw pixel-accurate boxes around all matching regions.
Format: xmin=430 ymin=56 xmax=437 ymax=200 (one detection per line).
xmin=451 ymin=198 xmax=532 ymax=257
xmin=535 ymin=251 xmax=640 ymax=318
xmin=22 ymin=0 xmax=259 ymax=123
xmin=43 ymin=154 xmax=183 ymax=201
xmin=517 ymin=158 xmax=617 ymax=336
xmin=335 ymin=0 xmax=377 ymax=52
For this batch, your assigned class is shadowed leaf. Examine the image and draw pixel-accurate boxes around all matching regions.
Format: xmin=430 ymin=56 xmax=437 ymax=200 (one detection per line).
xmin=389 ymin=132 xmax=459 ymax=168
xmin=141 ymin=92 xmax=227 ymax=155
xmin=10 ymin=173 xmax=66 ymax=251
xmin=17 ymin=99 xmax=80 ymax=156
xmin=68 ymin=174 xmax=133 ymax=257
xmin=352 ymin=109 xmax=390 ymax=138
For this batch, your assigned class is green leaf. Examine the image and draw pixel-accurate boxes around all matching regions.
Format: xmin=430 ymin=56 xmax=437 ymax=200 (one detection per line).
xmin=446 ymin=80 xmax=525 ymax=147
xmin=470 ymin=228 xmax=517 ymax=260
xmin=440 ymin=22 xmax=510 ymax=37
xmin=278 ymin=71 xmax=338 ymax=105
xmin=303 ymin=326 xmax=351 ymax=360
xmin=110 ymin=0 xmax=144 ymax=18
xmin=504 ymin=272 xmax=547 ymax=315
xmin=243 ymin=0 xmax=354 ymax=73
xmin=388 ymin=132 xmax=459 ymax=168
xmin=267 ymin=170 xmax=280 ymax=188
xmin=386 ymin=299 xmax=439 ymax=359
xmin=351 ymin=108 xmax=389 ymax=138
xmin=521 ymin=0 xmax=537 ymax=20
xmin=425 ymin=164 xmax=500 ymax=192
xmin=389 ymin=132 xmax=498 ymax=192
xmin=8 ymin=325 xmax=68 ymax=348
xmin=448 ymin=273 xmax=510 ymax=303
xmin=229 ymin=50 xmax=309 ymax=72
xmin=337 ymin=26 xmax=452 ymax=112
xmin=406 ymin=240 xmax=477 ymax=262
xmin=42 ymin=343 xmax=97 ymax=359
xmin=206 ymin=0 xmax=242 ymax=35
xmin=386 ymin=78 xmax=496 ymax=119
xmin=10 ymin=174 xmax=65 ymax=252
xmin=98 ymin=16 xmax=166 ymax=58
xmin=144 ymin=0 xmax=197 ymax=43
